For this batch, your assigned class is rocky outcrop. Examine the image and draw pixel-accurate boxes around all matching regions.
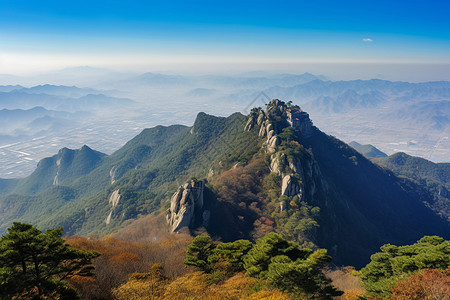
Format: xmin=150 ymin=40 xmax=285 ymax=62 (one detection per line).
xmin=109 ymin=166 xmax=117 ymax=184
xmin=244 ymin=108 xmax=265 ymax=132
xmin=105 ymin=189 xmax=121 ymax=225
xmin=281 ymin=175 xmax=302 ymax=197
xmin=53 ymin=158 xmax=62 ymax=185
xmin=259 ymin=121 xmax=268 ymax=137
xmin=270 ymin=153 xmax=287 ymax=175
xmin=167 ymin=180 xmax=205 ymax=232
xmin=109 ymin=189 xmax=121 ymax=207
xmin=267 ymin=136 xmax=279 ymax=153
xmin=256 ymin=110 xmax=265 ymax=125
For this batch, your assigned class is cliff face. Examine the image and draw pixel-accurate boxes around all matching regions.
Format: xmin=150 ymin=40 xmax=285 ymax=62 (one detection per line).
xmin=167 ymin=180 xmax=207 ymax=232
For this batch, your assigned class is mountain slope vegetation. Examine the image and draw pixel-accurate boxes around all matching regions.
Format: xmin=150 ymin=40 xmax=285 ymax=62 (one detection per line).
xmin=0 ymin=99 xmax=448 ymax=268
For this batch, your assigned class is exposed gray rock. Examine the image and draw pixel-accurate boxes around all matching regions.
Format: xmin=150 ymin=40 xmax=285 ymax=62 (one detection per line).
xmin=109 ymin=166 xmax=117 ymax=184
xmin=267 ymin=136 xmax=279 ymax=153
xmin=207 ymin=167 xmax=215 ymax=179
xmin=105 ymin=189 xmax=121 ymax=226
xmin=287 ymin=110 xmax=314 ymax=137
xmin=270 ymin=153 xmax=287 ymax=175
xmin=288 ymin=160 xmax=299 ymax=173
xmin=267 ymin=129 xmax=275 ymax=141
xmin=53 ymin=158 xmax=62 ymax=185
xmin=105 ymin=211 xmax=112 ymax=225
xmin=244 ymin=108 xmax=266 ymax=132
xmin=109 ymin=189 xmax=121 ymax=207
xmin=244 ymin=116 xmax=255 ymax=131
xmin=256 ymin=110 xmax=265 ymax=125
xmin=281 ymin=174 xmax=302 ymax=197
xmin=167 ymin=180 xmax=205 ymax=232
xmin=259 ymin=122 xmax=267 ymax=137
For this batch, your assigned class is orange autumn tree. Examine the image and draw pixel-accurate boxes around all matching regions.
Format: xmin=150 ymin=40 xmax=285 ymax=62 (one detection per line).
xmin=391 ymin=268 xmax=450 ymax=300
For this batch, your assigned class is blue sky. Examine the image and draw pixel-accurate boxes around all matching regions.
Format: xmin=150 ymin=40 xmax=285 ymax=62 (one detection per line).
xmin=0 ymin=0 xmax=449 ymax=75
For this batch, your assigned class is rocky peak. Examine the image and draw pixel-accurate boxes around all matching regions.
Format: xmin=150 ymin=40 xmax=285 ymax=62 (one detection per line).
xmin=244 ymin=99 xmax=314 ymax=138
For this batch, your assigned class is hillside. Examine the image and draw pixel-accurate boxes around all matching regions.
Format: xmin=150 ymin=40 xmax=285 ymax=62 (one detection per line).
xmin=349 ymin=141 xmax=387 ymax=158
xmin=0 ymin=100 xmax=448 ymax=268
xmin=373 ymin=152 xmax=450 ymax=220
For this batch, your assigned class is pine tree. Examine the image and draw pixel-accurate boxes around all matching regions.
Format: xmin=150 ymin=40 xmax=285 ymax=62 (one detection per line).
xmin=184 ymin=235 xmax=215 ymax=272
xmin=0 ymin=222 xmax=99 ymax=299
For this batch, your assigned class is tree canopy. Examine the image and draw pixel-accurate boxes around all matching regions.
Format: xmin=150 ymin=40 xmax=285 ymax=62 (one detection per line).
xmin=184 ymin=232 xmax=342 ymax=299
xmin=359 ymin=235 xmax=450 ymax=298
xmin=184 ymin=235 xmax=215 ymax=272
xmin=0 ymin=222 xmax=99 ymax=299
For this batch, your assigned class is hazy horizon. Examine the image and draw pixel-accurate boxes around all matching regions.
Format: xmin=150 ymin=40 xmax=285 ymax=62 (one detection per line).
xmin=1 ymin=1 xmax=449 ymax=82
xmin=1 ymin=63 xmax=450 ymax=86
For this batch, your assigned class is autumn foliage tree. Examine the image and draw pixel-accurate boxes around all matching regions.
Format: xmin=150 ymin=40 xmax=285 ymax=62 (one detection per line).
xmin=112 ymin=264 xmax=170 ymax=300
xmin=391 ymin=268 xmax=450 ymax=300
xmin=65 ymin=233 xmax=192 ymax=299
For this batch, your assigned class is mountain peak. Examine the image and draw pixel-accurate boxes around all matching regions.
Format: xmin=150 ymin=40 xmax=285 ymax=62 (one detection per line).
xmin=349 ymin=141 xmax=387 ymax=158
xmin=245 ymin=99 xmax=315 ymax=139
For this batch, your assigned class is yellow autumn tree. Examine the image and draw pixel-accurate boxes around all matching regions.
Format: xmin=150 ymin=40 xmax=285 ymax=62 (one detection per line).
xmin=162 ymin=271 xmax=210 ymax=299
xmin=112 ymin=264 xmax=170 ymax=300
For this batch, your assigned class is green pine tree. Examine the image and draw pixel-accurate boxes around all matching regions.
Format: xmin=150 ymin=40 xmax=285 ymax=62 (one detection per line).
xmin=184 ymin=235 xmax=215 ymax=272
xmin=0 ymin=222 xmax=99 ymax=299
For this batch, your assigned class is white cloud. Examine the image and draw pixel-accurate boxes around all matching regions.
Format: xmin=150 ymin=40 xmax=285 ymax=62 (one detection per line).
xmin=362 ymin=38 xmax=373 ymax=42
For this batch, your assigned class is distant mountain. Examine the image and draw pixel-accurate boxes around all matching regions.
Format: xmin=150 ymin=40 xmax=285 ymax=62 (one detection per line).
xmin=0 ymin=90 xmax=135 ymax=111
xmin=0 ymin=106 xmax=87 ymax=124
xmin=388 ymin=100 xmax=450 ymax=130
xmin=185 ymin=88 xmax=217 ymax=97
xmin=262 ymin=80 xmax=450 ymax=163
xmin=0 ymin=85 xmax=23 ymax=93
xmin=12 ymin=145 xmax=106 ymax=194
xmin=122 ymin=72 xmax=189 ymax=87
xmin=0 ymin=100 xmax=447 ymax=268
xmin=264 ymin=79 xmax=450 ymax=114
xmin=0 ymin=67 xmax=128 ymax=86
xmin=17 ymin=84 xmax=99 ymax=98
xmin=349 ymin=141 xmax=387 ymax=158
xmin=197 ymin=72 xmax=327 ymax=90
xmin=116 ymin=72 xmax=327 ymax=92
xmin=0 ymin=107 xmax=91 ymax=137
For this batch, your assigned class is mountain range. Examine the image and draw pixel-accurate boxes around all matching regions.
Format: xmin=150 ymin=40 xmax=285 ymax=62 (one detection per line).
xmin=0 ymin=87 xmax=134 ymax=112
xmin=0 ymin=99 xmax=448 ymax=268
xmin=1 ymin=73 xmax=450 ymax=180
